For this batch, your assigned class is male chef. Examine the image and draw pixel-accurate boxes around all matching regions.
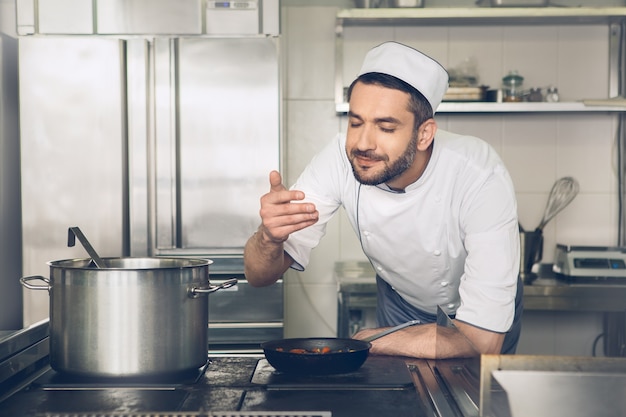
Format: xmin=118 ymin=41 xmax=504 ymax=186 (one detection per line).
xmin=244 ymin=41 xmax=522 ymax=358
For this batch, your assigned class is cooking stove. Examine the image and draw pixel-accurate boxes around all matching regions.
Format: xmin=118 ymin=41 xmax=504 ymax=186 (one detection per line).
xmin=0 ymin=320 xmax=481 ymax=417
xmin=6 ymin=319 xmax=624 ymax=417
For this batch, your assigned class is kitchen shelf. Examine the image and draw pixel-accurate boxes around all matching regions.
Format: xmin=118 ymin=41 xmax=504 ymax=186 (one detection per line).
xmin=336 ymin=7 xmax=626 ymax=26
xmin=335 ymin=7 xmax=626 ymax=115
xmin=335 ymin=100 xmax=626 ymax=114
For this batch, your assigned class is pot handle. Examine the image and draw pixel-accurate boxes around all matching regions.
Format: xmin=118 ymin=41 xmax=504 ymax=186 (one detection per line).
xmin=188 ymin=277 xmax=238 ymax=298
xmin=20 ymin=276 xmax=51 ymax=291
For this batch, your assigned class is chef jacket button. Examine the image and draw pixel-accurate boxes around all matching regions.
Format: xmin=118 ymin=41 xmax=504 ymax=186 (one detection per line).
xmin=434 ymin=250 xmax=441 ymax=256
xmin=363 ymin=230 xmax=369 ymax=236
xmin=376 ymin=265 xmax=383 ymax=271
xmin=440 ymin=281 xmax=448 ymax=287
xmin=447 ymin=303 xmax=455 ymax=309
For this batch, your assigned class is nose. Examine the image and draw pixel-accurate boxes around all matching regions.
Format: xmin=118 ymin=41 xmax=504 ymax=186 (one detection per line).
xmin=353 ymin=123 xmax=376 ymax=152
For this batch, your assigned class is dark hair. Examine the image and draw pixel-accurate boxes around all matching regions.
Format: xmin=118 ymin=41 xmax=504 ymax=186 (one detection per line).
xmin=346 ymin=72 xmax=433 ymax=131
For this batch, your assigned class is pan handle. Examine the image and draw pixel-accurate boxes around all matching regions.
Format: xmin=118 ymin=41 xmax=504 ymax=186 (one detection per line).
xmin=362 ymin=319 xmax=422 ymax=342
xmin=20 ymin=276 xmax=51 ymax=291
xmin=188 ymin=278 xmax=238 ymax=298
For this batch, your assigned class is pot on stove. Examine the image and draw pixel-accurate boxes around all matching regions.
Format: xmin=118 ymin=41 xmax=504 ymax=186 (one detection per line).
xmin=21 ymin=256 xmax=236 ymax=378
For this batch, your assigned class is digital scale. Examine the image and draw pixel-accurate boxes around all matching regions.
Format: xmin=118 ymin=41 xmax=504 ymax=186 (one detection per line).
xmin=553 ymin=244 xmax=626 ymax=282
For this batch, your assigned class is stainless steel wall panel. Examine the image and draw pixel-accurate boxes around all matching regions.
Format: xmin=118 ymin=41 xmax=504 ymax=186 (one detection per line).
xmin=153 ymin=38 xmax=178 ymax=251
xmin=205 ymin=1 xmax=259 ymax=35
xmin=261 ymin=0 xmax=281 ymax=35
xmin=15 ymin=0 xmax=35 ymax=35
xmin=96 ymin=0 xmax=202 ymax=35
xmin=19 ymin=37 xmax=125 ymax=324
xmin=38 ymin=0 xmax=93 ymax=34
xmin=174 ymin=37 xmax=280 ymax=253
xmin=0 ymin=30 xmax=23 ymax=329
xmin=126 ymin=39 xmax=151 ymax=257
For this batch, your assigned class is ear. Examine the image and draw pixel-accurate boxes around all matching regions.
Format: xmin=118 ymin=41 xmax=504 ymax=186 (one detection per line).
xmin=417 ymin=118 xmax=437 ymax=151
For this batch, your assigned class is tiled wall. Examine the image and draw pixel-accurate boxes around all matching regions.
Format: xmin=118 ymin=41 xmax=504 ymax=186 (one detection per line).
xmin=281 ymin=5 xmax=619 ymax=355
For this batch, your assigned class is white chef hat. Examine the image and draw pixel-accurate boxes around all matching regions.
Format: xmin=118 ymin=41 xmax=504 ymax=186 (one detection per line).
xmin=358 ymin=42 xmax=449 ymax=112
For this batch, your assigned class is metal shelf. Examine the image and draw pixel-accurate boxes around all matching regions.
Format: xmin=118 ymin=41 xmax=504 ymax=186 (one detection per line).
xmin=337 ymin=7 xmax=626 ymax=26
xmin=335 ymin=7 xmax=626 ymax=115
xmin=335 ymin=100 xmax=626 ymax=114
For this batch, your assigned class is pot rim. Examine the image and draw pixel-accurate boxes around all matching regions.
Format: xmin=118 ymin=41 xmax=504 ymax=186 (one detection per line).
xmin=47 ymin=257 xmax=212 ymax=270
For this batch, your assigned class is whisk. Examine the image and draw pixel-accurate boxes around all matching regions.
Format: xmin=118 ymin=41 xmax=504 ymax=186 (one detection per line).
xmin=536 ymin=176 xmax=579 ymax=231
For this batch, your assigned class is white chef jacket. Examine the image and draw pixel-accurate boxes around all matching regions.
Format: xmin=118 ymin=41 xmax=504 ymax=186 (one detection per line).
xmin=283 ymin=130 xmax=520 ymax=333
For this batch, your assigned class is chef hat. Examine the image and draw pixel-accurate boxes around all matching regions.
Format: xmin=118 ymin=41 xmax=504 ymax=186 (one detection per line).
xmin=358 ymin=42 xmax=449 ymax=112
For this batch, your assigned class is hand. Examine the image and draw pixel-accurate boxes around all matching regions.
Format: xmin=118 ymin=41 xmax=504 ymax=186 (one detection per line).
xmin=258 ymin=171 xmax=319 ymax=244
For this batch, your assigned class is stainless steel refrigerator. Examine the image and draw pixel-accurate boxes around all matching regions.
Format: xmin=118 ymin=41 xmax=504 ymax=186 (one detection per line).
xmin=17 ymin=0 xmax=283 ymax=344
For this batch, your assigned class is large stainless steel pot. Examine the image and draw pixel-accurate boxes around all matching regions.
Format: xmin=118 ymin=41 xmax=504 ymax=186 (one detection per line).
xmin=21 ymin=257 xmax=235 ymax=378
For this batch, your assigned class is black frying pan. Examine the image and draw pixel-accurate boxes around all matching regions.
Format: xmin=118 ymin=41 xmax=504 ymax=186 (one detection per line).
xmin=261 ymin=319 xmax=421 ymax=375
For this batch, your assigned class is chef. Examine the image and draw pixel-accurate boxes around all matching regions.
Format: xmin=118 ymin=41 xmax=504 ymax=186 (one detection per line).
xmin=244 ymin=41 xmax=522 ymax=358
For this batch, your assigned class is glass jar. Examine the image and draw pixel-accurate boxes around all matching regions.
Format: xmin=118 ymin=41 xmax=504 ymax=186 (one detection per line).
xmin=545 ymin=86 xmax=560 ymax=102
xmin=502 ymin=71 xmax=524 ymax=102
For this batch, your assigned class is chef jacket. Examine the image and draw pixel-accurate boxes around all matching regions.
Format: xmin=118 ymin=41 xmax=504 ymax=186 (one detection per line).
xmin=283 ymin=130 xmax=520 ymax=334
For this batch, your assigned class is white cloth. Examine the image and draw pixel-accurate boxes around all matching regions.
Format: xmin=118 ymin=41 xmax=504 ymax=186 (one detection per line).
xmin=283 ymin=130 xmax=520 ymax=333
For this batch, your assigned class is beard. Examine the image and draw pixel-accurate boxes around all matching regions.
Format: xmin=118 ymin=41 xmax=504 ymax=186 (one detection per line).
xmin=348 ymin=132 xmax=419 ymax=186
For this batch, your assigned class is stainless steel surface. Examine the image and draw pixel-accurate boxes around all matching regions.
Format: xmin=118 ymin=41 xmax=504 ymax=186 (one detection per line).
xmin=97 ymin=0 xmax=202 ymax=35
xmin=21 ymin=257 xmax=217 ymax=377
xmin=2 ymin=324 xmax=626 ymax=417
xmin=338 ymin=262 xmax=626 ymax=311
xmin=479 ymin=354 xmax=626 ymax=417
xmin=0 ymin=320 xmax=48 ymax=386
xmin=493 ymin=370 xmax=626 ymax=417
xmin=488 ymin=0 xmax=547 ymax=5
xmin=126 ymin=36 xmax=281 ymax=258
xmin=18 ymin=6 xmax=282 ymax=328
xmin=19 ymin=37 xmax=125 ymax=325
xmin=519 ymin=230 xmax=542 ymax=284
xmin=67 ymin=227 xmax=106 ymax=268
xmin=172 ymin=37 xmax=280 ymax=255
xmin=362 ymin=319 xmax=421 ymax=342
xmin=190 ymin=277 xmax=238 ymax=295
xmin=536 ymin=177 xmax=579 ymax=231
xmin=208 ymin=275 xmax=284 ymax=349
xmin=16 ymin=0 xmax=280 ymax=36
xmin=0 ymin=11 xmax=22 ymax=330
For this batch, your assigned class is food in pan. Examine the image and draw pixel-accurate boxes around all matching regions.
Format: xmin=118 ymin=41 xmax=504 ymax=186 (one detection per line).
xmin=275 ymin=346 xmax=352 ymax=354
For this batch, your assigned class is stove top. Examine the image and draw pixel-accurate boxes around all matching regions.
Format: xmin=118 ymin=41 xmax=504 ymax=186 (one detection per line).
xmin=0 ymin=356 xmax=431 ymax=417
xmin=251 ymin=356 xmax=414 ymax=390
xmin=31 ymin=361 xmax=209 ymax=389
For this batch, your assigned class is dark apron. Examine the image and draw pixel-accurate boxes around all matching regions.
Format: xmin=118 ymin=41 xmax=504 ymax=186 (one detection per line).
xmin=376 ymin=275 xmax=523 ymax=354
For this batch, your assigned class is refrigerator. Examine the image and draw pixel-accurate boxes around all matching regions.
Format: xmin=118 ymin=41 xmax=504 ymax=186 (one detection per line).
xmin=17 ymin=0 xmax=283 ymax=336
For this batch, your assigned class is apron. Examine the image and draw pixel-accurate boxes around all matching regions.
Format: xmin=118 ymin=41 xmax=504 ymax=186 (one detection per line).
xmin=376 ymin=275 xmax=523 ymax=354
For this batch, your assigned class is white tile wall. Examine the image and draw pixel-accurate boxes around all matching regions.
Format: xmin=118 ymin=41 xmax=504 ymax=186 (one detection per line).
xmin=281 ymin=5 xmax=620 ymax=355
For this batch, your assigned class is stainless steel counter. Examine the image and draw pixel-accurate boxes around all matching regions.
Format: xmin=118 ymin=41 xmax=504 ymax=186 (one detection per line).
xmin=336 ymin=261 xmax=626 ymax=340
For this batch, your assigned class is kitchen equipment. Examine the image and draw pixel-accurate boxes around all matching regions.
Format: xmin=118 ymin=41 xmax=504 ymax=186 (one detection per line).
xmin=208 ymin=266 xmax=284 ymax=353
xmin=536 ymin=177 xmax=579 ymax=231
xmin=553 ymin=244 xmax=626 ymax=281
xmin=492 ymin=370 xmax=626 ymax=417
xmin=519 ymin=230 xmax=543 ymax=284
xmin=17 ymin=1 xmax=282 ymax=337
xmin=67 ymin=226 xmax=105 ymax=268
xmin=261 ymin=320 xmax=420 ymax=375
xmin=20 ymin=257 xmax=237 ymax=377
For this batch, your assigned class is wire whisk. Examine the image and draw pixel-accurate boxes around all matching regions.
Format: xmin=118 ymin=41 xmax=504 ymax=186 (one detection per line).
xmin=536 ymin=177 xmax=579 ymax=231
